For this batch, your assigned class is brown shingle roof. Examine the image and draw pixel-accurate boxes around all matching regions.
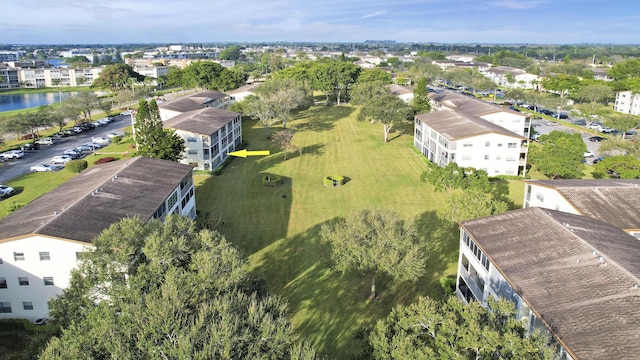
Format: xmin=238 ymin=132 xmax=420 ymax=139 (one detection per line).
xmin=0 ymin=157 xmax=193 ymax=243
xmin=163 ymin=107 xmax=239 ymax=136
xmin=415 ymin=110 xmax=525 ymax=140
xmin=387 ymin=84 xmax=412 ymax=96
xmin=159 ymin=90 xmax=228 ymax=113
xmin=461 ymin=207 xmax=640 ymax=360
xmin=429 ymin=90 xmax=522 ymax=117
xmin=525 ymin=179 xmax=640 ymax=231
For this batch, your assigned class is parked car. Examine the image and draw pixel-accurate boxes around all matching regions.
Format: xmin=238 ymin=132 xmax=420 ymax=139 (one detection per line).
xmin=106 ymin=132 xmax=119 ymax=139
xmin=35 ymin=137 xmax=55 ymax=145
xmin=62 ymin=149 xmax=82 ymax=159
xmin=0 ymin=185 xmax=15 ymax=198
xmin=589 ymin=136 xmax=606 ymax=142
xmin=593 ymin=157 xmax=606 ymax=164
xmin=121 ymin=110 xmax=133 ymax=116
xmin=530 ymin=133 xmax=541 ymax=141
xmin=71 ymin=127 xmax=83 ymax=134
xmin=607 ymin=169 xmax=621 ymax=178
xmin=51 ymin=155 xmax=72 ymax=164
xmin=91 ymin=121 xmax=103 ymax=127
xmin=601 ymin=127 xmax=615 ymax=133
xmin=20 ymin=142 xmax=40 ymax=151
xmin=76 ymin=143 xmax=97 ymax=153
xmin=0 ymin=150 xmax=25 ymax=160
xmin=546 ymin=121 xmax=559 ymax=126
xmin=587 ymin=123 xmax=603 ymax=131
xmin=584 ymin=150 xmax=595 ymax=158
xmin=30 ymin=164 xmax=60 ymax=172
xmin=79 ymin=122 xmax=96 ymax=131
xmin=92 ymin=136 xmax=111 ymax=145
xmin=558 ymin=113 xmax=569 ymax=120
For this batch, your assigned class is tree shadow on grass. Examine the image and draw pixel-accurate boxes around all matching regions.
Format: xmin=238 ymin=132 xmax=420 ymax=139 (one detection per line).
xmin=293 ymin=106 xmax=355 ymax=133
xmin=490 ymin=178 xmax=520 ymax=210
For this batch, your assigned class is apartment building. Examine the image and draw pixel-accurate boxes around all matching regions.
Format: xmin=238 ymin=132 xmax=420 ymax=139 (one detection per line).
xmin=614 ymin=91 xmax=640 ymax=116
xmin=483 ymin=66 xmax=540 ymax=89
xmin=456 ymin=206 xmax=640 ymax=360
xmin=0 ymin=157 xmax=196 ymax=321
xmin=18 ymin=67 xmax=103 ymax=88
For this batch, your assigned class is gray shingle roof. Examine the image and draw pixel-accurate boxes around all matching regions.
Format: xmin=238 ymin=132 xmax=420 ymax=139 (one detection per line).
xmin=163 ymin=107 xmax=239 ymax=136
xmin=429 ymin=90 xmax=522 ymax=117
xmin=0 ymin=157 xmax=193 ymax=243
xmin=525 ymin=179 xmax=640 ymax=231
xmin=461 ymin=207 xmax=640 ymax=360
xmin=415 ymin=110 xmax=525 ymax=140
xmin=159 ymin=90 xmax=228 ymax=113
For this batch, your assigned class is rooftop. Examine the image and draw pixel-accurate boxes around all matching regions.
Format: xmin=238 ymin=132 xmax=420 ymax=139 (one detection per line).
xmin=0 ymin=157 xmax=193 ymax=243
xmin=415 ymin=109 xmax=525 ymax=140
xmin=159 ymin=90 xmax=228 ymax=113
xmin=163 ymin=107 xmax=239 ymax=136
xmin=461 ymin=207 xmax=640 ymax=360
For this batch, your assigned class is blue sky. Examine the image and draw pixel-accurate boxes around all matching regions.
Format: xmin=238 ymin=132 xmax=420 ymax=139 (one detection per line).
xmin=3 ymin=0 xmax=639 ymax=45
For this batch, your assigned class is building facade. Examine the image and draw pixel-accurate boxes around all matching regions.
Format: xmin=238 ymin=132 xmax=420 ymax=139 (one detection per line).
xmin=0 ymin=157 xmax=196 ymax=321
xmin=18 ymin=67 xmax=103 ymax=88
xmin=614 ymin=91 xmax=640 ymax=115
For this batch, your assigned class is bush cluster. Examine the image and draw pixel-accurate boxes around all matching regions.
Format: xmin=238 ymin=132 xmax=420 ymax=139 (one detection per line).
xmin=66 ymin=159 xmax=88 ymax=173
xmin=261 ymin=174 xmax=282 ymax=187
xmin=323 ymin=175 xmax=345 ymax=187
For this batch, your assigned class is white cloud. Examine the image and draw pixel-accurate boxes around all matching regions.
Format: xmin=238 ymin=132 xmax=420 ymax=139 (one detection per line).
xmin=362 ymin=10 xmax=387 ymax=19
xmin=487 ymin=0 xmax=547 ymax=10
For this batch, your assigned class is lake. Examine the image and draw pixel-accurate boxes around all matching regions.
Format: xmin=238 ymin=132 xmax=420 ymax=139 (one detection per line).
xmin=0 ymin=92 xmax=75 ymax=112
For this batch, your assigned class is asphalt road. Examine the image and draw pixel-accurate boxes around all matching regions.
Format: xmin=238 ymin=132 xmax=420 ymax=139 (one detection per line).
xmin=0 ymin=114 xmax=130 ymax=184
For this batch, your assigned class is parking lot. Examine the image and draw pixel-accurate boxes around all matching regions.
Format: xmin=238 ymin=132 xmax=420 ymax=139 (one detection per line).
xmin=531 ymin=118 xmax=605 ymax=162
xmin=0 ymin=114 xmax=129 ymax=184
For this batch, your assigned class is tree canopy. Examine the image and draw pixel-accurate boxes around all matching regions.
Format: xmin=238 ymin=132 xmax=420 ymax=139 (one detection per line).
xmin=528 ymin=131 xmax=586 ymax=179
xmin=134 ymin=99 xmax=185 ymax=161
xmin=92 ymin=64 xmax=143 ymax=91
xmin=593 ymin=155 xmax=640 ymax=179
xmin=43 ymin=216 xmax=315 ymax=359
xmin=320 ymin=209 xmax=426 ymax=300
xmin=351 ymin=81 xmax=412 ymax=142
xmin=368 ymin=296 xmax=557 ymax=359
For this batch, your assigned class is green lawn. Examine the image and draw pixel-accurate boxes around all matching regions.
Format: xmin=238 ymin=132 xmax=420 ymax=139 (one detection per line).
xmin=195 ymin=106 xmax=526 ymax=358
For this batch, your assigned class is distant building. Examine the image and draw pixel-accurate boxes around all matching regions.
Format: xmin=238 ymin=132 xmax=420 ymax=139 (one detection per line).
xmin=228 ymin=83 xmax=261 ymax=104
xmin=387 ymin=84 xmax=414 ymax=103
xmin=614 ymin=91 xmax=640 ymax=115
xmin=0 ymin=65 xmax=20 ymax=89
xmin=0 ymin=51 xmax=25 ymax=62
xmin=483 ymin=66 xmax=539 ymax=89
xmin=17 ymin=67 xmax=102 ymax=88
xmin=0 ymin=157 xmax=196 ymax=321
xmin=133 ymin=65 xmax=169 ymax=79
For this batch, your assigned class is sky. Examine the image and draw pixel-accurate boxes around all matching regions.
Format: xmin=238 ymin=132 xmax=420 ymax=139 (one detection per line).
xmin=3 ymin=0 xmax=640 ymax=45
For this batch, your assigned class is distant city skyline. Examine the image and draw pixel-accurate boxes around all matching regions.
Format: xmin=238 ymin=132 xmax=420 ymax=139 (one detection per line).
xmin=4 ymin=0 xmax=640 ymax=45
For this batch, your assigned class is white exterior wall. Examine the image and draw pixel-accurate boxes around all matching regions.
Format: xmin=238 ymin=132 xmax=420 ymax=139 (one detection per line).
xmin=175 ymin=116 xmax=242 ymax=171
xmin=523 ymin=183 xmax=580 ymax=214
xmin=414 ymin=119 xmax=524 ymax=176
xmin=479 ymin=111 xmax=530 ymax=138
xmin=614 ymin=91 xmax=640 ymax=116
xmin=159 ymin=108 xmax=183 ymax=121
xmin=18 ymin=67 xmax=102 ymax=88
xmin=0 ymin=236 xmax=91 ymax=321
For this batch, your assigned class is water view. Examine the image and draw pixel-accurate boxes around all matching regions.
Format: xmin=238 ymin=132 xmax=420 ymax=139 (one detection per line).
xmin=0 ymin=92 xmax=74 ymax=112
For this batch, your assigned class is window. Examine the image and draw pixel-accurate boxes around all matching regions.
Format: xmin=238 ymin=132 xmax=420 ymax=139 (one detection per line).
xmin=43 ymin=277 xmax=54 ymax=286
xmin=187 ymin=150 xmax=198 ymax=155
xmin=507 ymin=142 xmax=517 ymax=148
xmin=187 ymin=137 xmax=197 ymax=142
xmin=0 ymin=302 xmax=11 ymax=313
xmin=536 ymin=193 xmax=544 ymax=202
xmin=463 ymin=142 xmax=473 ymax=147
xmin=167 ymin=191 xmax=178 ymax=209
xmin=484 ymin=155 xmax=489 ymax=160
xmin=18 ymin=277 xmax=29 ymax=286
xmin=461 ymin=155 xmax=472 ymax=160
xmin=496 ymin=155 xmax=501 ymax=160
xmin=497 ymin=143 xmax=503 ymax=147
xmin=39 ymin=252 xmax=50 ymax=261
xmin=485 ymin=142 xmax=490 ymax=147
xmin=461 ymin=254 xmax=470 ymax=271
xmin=0 ymin=277 xmax=6 ymax=289
xmin=23 ymin=302 xmax=33 ymax=310
xmin=14 ymin=252 xmax=25 ymax=261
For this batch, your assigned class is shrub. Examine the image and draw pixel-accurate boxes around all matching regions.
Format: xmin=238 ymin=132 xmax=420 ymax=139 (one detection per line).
xmin=66 ymin=159 xmax=88 ymax=173
xmin=111 ymin=135 xmax=122 ymax=144
xmin=94 ymin=157 xmax=116 ymax=165
xmin=261 ymin=174 xmax=282 ymax=187
xmin=323 ymin=175 xmax=345 ymax=187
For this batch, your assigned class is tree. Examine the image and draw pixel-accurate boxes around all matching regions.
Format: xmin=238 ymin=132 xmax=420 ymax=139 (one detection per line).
xmin=411 ymin=77 xmax=431 ymax=113
xmin=271 ymin=129 xmax=297 ymax=160
xmin=92 ymin=64 xmax=143 ymax=91
xmin=212 ymin=67 xmax=247 ymax=92
xmin=351 ymin=82 xmax=412 ymax=142
xmin=368 ymin=296 xmax=557 ymax=360
xmin=255 ymin=78 xmax=309 ymax=129
xmin=134 ymin=99 xmax=185 ymax=161
xmin=608 ymin=59 xmax=640 ymax=81
xmin=356 ymin=68 xmax=393 ymax=84
xmin=439 ymin=188 xmax=509 ymax=224
xmin=68 ymin=92 xmax=100 ymax=123
xmin=43 ymin=216 xmax=315 ymax=359
xmin=243 ymin=95 xmax=278 ymax=138
xmin=593 ymin=155 xmax=640 ymax=179
xmin=528 ymin=131 xmax=586 ymax=179
xmin=320 ymin=209 xmax=426 ymax=300
xmin=218 ymin=45 xmax=242 ymax=60
xmin=573 ymin=83 xmax=614 ymax=105
xmin=421 ymin=162 xmax=492 ymax=194
xmin=182 ymin=61 xmax=224 ymax=89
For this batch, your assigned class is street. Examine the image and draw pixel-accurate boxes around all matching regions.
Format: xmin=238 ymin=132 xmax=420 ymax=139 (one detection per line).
xmin=0 ymin=114 xmax=130 ymax=184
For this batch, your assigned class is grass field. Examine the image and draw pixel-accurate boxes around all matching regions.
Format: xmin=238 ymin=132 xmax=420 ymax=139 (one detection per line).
xmin=194 ymin=105 xmax=527 ymax=358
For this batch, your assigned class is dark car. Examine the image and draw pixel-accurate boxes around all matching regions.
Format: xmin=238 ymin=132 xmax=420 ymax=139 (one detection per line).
xmin=593 ymin=157 xmax=606 ymax=164
xmin=589 ymin=136 xmax=606 ymax=142
xmin=20 ymin=142 xmax=40 ymax=151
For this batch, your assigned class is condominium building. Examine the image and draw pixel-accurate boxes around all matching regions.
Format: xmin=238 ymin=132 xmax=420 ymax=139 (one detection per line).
xmin=614 ymin=91 xmax=640 ymax=116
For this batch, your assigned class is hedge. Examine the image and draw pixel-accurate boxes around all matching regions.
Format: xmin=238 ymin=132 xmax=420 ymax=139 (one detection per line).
xmin=261 ymin=174 xmax=282 ymax=187
xmin=66 ymin=159 xmax=88 ymax=173
xmin=323 ymin=175 xmax=345 ymax=187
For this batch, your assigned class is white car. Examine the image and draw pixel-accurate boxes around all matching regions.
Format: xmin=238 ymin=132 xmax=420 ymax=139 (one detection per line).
xmin=0 ymin=150 xmax=25 ymax=159
xmin=92 ymin=136 xmax=111 ymax=145
xmin=121 ymin=110 xmax=133 ymax=116
xmin=35 ymin=137 xmax=55 ymax=145
xmin=0 ymin=185 xmax=15 ymax=197
xmin=584 ymin=151 xmax=595 ymax=158
xmin=106 ymin=132 xmax=119 ymax=139
xmin=51 ymin=155 xmax=72 ymax=164
xmin=30 ymin=164 xmax=60 ymax=172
